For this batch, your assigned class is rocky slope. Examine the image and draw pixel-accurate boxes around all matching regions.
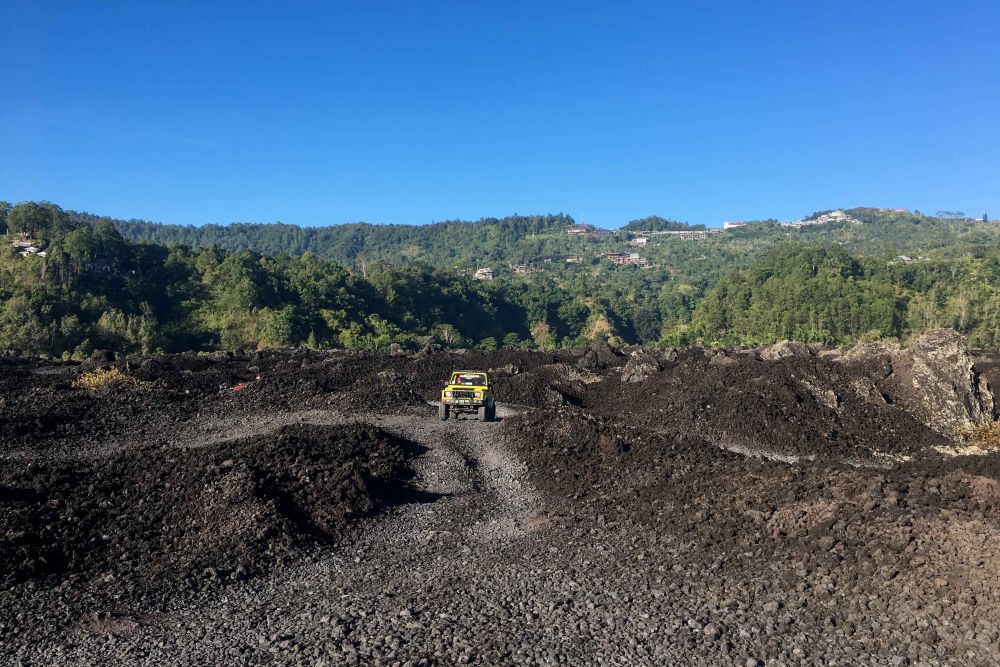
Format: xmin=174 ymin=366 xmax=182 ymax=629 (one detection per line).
xmin=1 ymin=331 xmax=998 ymax=665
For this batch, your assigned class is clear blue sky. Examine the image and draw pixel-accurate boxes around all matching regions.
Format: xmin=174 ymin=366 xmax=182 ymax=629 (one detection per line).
xmin=2 ymin=1 xmax=998 ymax=228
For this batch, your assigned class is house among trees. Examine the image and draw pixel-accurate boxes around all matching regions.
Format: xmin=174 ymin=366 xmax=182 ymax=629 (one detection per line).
xmin=658 ymin=229 xmax=722 ymax=240
xmin=11 ymin=238 xmax=47 ymax=258
xmin=566 ymin=224 xmax=614 ymax=238
xmin=473 ymin=267 xmax=494 ymax=281
xmin=512 ymin=263 xmax=531 ymax=274
xmin=606 ymin=252 xmax=649 ymax=267
xmin=784 ymin=210 xmax=859 ymax=228
xmin=723 ymin=221 xmax=747 ymax=230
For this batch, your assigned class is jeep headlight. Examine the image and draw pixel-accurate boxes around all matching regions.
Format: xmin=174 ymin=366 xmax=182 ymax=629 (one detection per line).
xmin=475 ymin=391 xmax=482 ymax=399
xmin=445 ymin=391 xmax=453 ymax=397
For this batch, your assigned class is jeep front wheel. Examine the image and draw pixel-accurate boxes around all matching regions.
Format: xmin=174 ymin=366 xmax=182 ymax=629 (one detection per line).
xmin=438 ymin=404 xmax=449 ymax=421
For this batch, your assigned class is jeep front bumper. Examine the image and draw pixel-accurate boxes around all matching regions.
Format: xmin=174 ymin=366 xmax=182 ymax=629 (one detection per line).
xmin=442 ymin=398 xmax=485 ymax=406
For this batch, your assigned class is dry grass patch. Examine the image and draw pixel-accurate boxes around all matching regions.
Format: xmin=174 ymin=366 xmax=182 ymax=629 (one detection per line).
xmin=73 ymin=368 xmax=139 ymax=392
xmin=960 ymin=421 xmax=1000 ymax=451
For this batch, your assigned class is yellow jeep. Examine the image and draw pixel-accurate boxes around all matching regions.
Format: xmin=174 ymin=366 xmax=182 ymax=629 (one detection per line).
xmin=439 ymin=370 xmax=496 ymax=422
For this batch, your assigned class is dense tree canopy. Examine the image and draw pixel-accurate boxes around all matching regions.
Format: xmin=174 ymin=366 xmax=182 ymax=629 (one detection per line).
xmin=3 ymin=201 xmax=1000 ymax=358
xmin=622 ymin=216 xmax=706 ymax=232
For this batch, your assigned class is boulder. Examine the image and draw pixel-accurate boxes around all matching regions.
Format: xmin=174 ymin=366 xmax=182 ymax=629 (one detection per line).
xmin=545 ymin=387 xmax=572 ymax=406
xmin=488 ymin=364 xmax=521 ymax=376
xmin=889 ymin=329 xmax=996 ymax=438
xmin=708 ymin=351 xmax=738 ymax=367
xmin=840 ymin=330 xmax=996 ymax=439
xmin=621 ymin=349 xmax=662 ymax=383
xmin=575 ymin=348 xmax=601 ymax=372
xmin=415 ymin=343 xmax=442 ymax=357
xmin=591 ymin=341 xmax=625 ymax=367
xmin=760 ymin=340 xmax=813 ymax=361
xmin=576 ymin=341 xmax=624 ymax=371
xmin=80 ymin=349 xmax=115 ymax=371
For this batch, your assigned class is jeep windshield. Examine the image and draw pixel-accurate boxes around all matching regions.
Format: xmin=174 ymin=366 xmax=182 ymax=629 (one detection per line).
xmin=451 ymin=372 xmax=486 ymax=386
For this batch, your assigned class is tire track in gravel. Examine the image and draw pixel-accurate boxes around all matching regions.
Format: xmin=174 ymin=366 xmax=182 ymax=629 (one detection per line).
xmin=168 ymin=408 xmax=349 ymax=450
xmin=163 ymin=400 xmax=540 ymax=546
xmin=377 ymin=402 xmax=539 ymax=545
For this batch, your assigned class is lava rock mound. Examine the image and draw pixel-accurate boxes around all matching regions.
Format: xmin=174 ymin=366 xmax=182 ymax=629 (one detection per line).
xmin=0 ymin=423 xmax=415 ymax=594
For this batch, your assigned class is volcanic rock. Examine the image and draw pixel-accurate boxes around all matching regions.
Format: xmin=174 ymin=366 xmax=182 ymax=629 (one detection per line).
xmin=759 ymin=340 xmax=813 ymax=361
xmin=894 ymin=329 xmax=996 ymax=436
xmin=621 ymin=349 xmax=662 ymax=383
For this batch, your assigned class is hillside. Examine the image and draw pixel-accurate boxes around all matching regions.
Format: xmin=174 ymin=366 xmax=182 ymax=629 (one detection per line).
xmin=104 ymin=205 xmax=1000 ymax=269
xmin=3 ymin=200 xmax=1000 ymax=357
xmin=105 ymin=212 xmax=577 ymax=267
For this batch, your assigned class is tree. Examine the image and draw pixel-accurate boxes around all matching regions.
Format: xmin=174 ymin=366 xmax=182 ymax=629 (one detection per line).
xmin=530 ymin=321 xmax=554 ymax=350
xmin=0 ymin=201 xmax=11 ymax=234
xmin=96 ymin=309 xmax=130 ymax=349
xmin=434 ymin=323 xmax=463 ymax=348
xmin=936 ymin=211 xmax=966 ymax=220
xmin=0 ymin=296 xmax=50 ymax=354
xmin=632 ymin=305 xmax=662 ymax=343
xmin=623 ymin=216 xmax=705 ymax=232
xmin=7 ymin=202 xmax=69 ymax=238
xmin=258 ymin=306 xmax=296 ymax=348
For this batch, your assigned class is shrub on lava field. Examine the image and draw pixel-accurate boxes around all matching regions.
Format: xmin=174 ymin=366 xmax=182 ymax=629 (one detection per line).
xmin=961 ymin=421 xmax=1000 ymax=450
xmin=72 ymin=368 xmax=138 ymax=392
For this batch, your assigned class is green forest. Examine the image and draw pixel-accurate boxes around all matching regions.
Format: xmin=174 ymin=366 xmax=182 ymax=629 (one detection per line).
xmin=3 ymin=200 xmax=1000 ymax=358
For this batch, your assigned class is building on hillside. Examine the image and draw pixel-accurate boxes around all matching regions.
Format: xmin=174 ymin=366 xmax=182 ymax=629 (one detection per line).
xmin=784 ymin=210 xmax=860 ymax=228
xmin=13 ymin=239 xmax=47 ymax=258
xmin=565 ymin=256 xmax=583 ymax=264
xmin=630 ymin=254 xmax=650 ymax=267
xmin=606 ymin=252 xmax=649 ymax=267
xmin=723 ymin=221 xmax=747 ymax=230
xmin=473 ymin=267 xmax=495 ymax=281
xmin=512 ymin=263 xmax=531 ymax=274
xmin=628 ymin=237 xmax=648 ymax=246
xmin=567 ymin=223 xmax=614 ymax=237
xmin=656 ymin=229 xmax=723 ymax=240
xmin=676 ymin=231 xmax=700 ymax=239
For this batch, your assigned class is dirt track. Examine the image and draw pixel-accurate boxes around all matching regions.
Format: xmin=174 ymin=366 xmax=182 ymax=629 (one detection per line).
xmin=2 ymin=336 xmax=1000 ymax=665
